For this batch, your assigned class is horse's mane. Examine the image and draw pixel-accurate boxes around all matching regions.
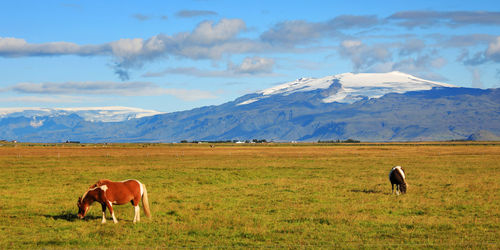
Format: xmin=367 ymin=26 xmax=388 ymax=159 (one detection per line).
xmin=89 ymin=179 xmax=111 ymax=188
xmin=82 ymin=179 xmax=111 ymax=200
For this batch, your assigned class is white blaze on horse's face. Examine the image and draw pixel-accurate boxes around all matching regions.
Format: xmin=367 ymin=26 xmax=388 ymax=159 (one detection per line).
xmin=99 ymin=185 xmax=108 ymax=192
xmin=77 ymin=201 xmax=89 ymax=219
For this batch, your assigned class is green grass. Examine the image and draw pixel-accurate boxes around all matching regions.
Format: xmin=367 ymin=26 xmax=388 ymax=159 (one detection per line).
xmin=0 ymin=143 xmax=499 ymax=248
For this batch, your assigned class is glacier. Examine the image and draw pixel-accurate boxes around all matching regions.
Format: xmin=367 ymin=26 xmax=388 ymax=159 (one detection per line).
xmin=238 ymin=71 xmax=456 ymax=105
xmin=0 ymin=106 xmax=163 ymax=123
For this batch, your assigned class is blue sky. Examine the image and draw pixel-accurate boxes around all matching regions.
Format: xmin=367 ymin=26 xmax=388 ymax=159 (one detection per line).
xmin=1 ymin=0 xmax=500 ymax=112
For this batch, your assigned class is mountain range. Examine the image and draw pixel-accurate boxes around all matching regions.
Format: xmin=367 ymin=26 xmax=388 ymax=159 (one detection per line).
xmin=1 ymin=71 xmax=499 ymax=142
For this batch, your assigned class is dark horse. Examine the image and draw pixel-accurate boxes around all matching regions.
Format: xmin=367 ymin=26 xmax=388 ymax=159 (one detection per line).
xmin=77 ymin=179 xmax=151 ymax=223
xmin=389 ymin=166 xmax=407 ymax=195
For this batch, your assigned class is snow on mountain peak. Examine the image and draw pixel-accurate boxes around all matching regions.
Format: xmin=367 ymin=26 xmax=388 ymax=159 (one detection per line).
xmin=238 ymin=71 xmax=455 ymax=105
xmin=0 ymin=106 xmax=164 ymax=123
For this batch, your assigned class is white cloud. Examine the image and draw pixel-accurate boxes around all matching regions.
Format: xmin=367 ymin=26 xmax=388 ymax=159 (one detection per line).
xmin=143 ymin=57 xmax=276 ymax=78
xmin=4 ymin=81 xmax=218 ymax=102
xmin=0 ymin=37 xmax=107 ymax=57
xmin=0 ymin=95 xmax=94 ymax=103
xmin=388 ymin=11 xmax=500 ymax=28
xmin=341 ymin=40 xmax=362 ymax=48
xmin=338 ymin=37 xmax=449 ymax=80
xmin=367 ymin=62 xmax=395 ymax=73
xmin=109 ymin=19 xmax=251 ymax=78
xmin=260 ymin=20 xmax=324 ymax=46
xmin=110 ymin=35 xmax=171 ymax=70
xmin=230 ymin=57 xmax=275 ymax=74
xmin=0 ymin=37 xmax=28 ymax=52
xmin=143 ymin=67 xmax=228 ymax=78
xmin=468 ymin=67 xmax=483 ymax=88
xmin=188 ymin=19 xmax=246 ymax=45
xmin=260 ymin=15 xmax=380 ymax=46
xmin=10 ymin=81 xmax=164 ymax=96
xmin=0 ymin=19 xmax=252 ymax=79
xmin=339 ymin=40 xmax=391 ymax=71
xmin=399 ymin=39 xmax=426 ymax=56
xmin=132 ymin=14 xmax=152 ymax=21
xmin=366 ymin=54 xmax=448 ymax=81
xmin=1 ymin=14 xmax=500 ymax=82
xmin=431 ymin=57 xmax=447 ymax=68
xmin=176 ymin=10 xmax=218 ymax=18
xmin=442 ymin=34 xmax=495 ymax=47
xmin=110 ymin=38 xmax=145 ymax=59
xmin=486 ymin=36 xmax=500 ymax=61
xmin=462 ymin=36 xmax=500 ymax=65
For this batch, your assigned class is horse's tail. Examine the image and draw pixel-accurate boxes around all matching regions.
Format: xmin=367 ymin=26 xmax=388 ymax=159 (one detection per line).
xmin=142 ymin=184 xmax=151 ymax=218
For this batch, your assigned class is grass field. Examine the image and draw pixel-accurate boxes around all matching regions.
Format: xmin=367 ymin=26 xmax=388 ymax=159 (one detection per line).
xmin=0 ymin=142 xmax=499 ymax=248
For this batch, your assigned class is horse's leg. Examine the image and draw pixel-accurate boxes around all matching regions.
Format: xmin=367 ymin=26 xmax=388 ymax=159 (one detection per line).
xmin=101 ymin=203 xmax=107 ymax=224
xmin=133 ymin=205 xmax=140 ymax=223
xmin=396 ymin=184 xmax=400 ymax=195
xmin=391 ymin=183 xmax=394 ymax=194
xmin=132 ymin=199 xmax=140 ymax=223
xmin=106 ymin=201 xmax=118 ymax=223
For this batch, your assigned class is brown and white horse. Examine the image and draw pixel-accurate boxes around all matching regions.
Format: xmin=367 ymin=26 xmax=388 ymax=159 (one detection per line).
xmin=77 ymin=179 xmax=151 ymax=223
xmin=389 ymin=166 xmax=407 ymax=195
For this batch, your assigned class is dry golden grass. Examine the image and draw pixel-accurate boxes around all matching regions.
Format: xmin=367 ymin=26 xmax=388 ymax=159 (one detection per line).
xmin=0 ymin=142 xmax=499 ymax=248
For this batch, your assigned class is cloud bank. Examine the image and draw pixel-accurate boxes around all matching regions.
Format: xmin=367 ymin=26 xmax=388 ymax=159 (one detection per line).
xmin=0 ymin=37 xmax=107 ymax=57
xmin=388 ymin=11 xmax=500 ymax=28
xmin=1 ymin=11 xmax=499 ymax=81
xmin=5 ymin=81 xmax=216 ymax=101
xmin=143 ymin=56 xmax=276 ymax=78
xmin=260 ymin=15 xmax=380 ymax=46
xmin=1 ymin=18 xmax=253 ymax=79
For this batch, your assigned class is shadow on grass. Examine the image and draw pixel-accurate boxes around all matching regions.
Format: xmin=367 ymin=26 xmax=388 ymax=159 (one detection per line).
xmin=350 ymin=189 xmax=382 ymax=194
xmin=43 ymin=211 xmax=100 ymax=222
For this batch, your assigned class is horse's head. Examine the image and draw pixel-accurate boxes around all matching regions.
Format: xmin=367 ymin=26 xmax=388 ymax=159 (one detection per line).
xmin=77 ymin=197 xmax=90 ymax=219
xmin=400 ymin=182 xmax=408 ymax=194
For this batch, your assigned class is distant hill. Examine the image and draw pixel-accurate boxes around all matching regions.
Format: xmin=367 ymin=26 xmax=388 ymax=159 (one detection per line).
xmin=1 ymin=72 xmax=499 ymax=142
xmin=0 ymin=106 xmax=163 ymax=122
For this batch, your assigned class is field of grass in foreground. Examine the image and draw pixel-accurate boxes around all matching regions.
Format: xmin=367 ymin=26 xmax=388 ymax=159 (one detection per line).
xmin=0 ymin=142 xmax=499 ymax=248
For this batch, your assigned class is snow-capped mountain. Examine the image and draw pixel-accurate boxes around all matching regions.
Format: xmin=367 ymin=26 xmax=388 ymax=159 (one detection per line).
xmin=0 ymin=106 xmax=163 ymax=123
xmin=1 ymin=72 xmax=499 ymax=143
xmin=239 ymin=71 xmax=455 ymax=105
